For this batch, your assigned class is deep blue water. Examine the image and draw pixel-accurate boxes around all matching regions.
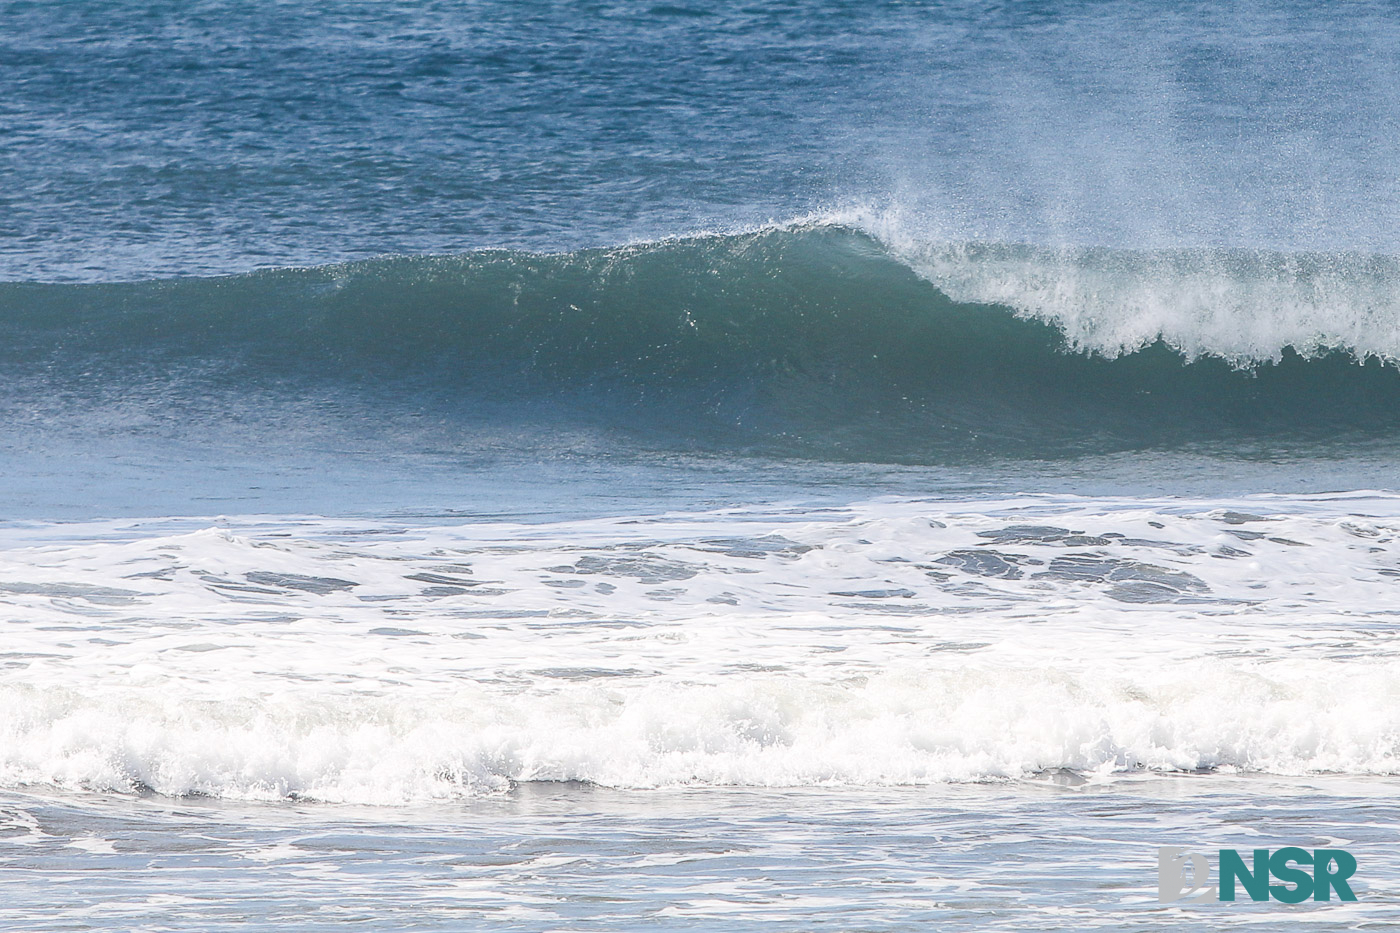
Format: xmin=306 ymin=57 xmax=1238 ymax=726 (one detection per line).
xmin=5 ymin=0 xmax=1400 ymax=282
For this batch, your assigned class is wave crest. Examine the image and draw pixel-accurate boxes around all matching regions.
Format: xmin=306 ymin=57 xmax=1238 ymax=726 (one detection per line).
xmin=5 ymin=222 xmax=1400 ymax=459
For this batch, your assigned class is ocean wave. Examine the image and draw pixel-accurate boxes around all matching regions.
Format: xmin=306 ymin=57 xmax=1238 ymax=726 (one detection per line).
xmin=5 ymin=657 xmax=1399 ymax=804
xmin=867 ymin=227 xmax=1400 ymax=366
xmin=2 ymin=497 xmax=1399 ymax=805
xmin=4 ymin=222 xmax=1400 ymax=459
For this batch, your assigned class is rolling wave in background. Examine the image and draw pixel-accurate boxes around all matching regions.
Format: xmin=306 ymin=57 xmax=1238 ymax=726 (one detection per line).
xmin=6 ymin=218 xmax=1400 ymax=464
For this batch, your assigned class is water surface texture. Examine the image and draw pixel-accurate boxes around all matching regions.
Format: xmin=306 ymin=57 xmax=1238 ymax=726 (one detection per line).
xmin=4 ymin=1 xmax=1400 ymax=929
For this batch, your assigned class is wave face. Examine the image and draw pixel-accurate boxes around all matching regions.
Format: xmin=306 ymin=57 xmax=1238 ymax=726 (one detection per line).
xmin=3 ymin=495 xmax=1399 ymax=804
xmin=5 ymin=223 xmax=1400 ymax=462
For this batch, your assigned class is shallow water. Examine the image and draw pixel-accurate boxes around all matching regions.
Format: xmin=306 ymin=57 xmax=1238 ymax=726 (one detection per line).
xmin=3 ymin=778 xmax=1398 ymax=930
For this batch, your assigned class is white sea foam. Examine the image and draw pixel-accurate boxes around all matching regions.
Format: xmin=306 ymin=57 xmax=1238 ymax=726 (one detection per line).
xmin=824 ymin=207 xmax=1400 ymax=364
xmin=1 ymin=494 xmax=1399 ymax=804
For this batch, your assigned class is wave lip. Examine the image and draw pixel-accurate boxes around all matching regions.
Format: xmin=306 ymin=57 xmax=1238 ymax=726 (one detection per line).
xmin=887 ymin=236 xmax=1400 ymax=364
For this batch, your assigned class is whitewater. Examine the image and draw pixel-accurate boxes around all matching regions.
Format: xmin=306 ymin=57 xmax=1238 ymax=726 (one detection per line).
xmin=7 ymin=0 xmax=1400 ymax=929
xmin=6 ymin=491 xmax=1400 ymax=929
xmin=4 ymin=493 xmax=1400 ymax=803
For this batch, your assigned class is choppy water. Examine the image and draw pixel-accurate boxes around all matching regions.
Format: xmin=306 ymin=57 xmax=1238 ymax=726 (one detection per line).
xmin=5 ymin=0 xmax=1400 ymax=928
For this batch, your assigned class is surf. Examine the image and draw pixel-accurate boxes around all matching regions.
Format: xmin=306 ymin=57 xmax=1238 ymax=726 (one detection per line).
xmin=4 ymin=222 xmax=1400 ymax=463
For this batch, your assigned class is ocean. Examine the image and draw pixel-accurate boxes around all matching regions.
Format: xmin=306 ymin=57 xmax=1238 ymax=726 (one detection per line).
xmin=3 ymin=0 xmax=1400 ymax=928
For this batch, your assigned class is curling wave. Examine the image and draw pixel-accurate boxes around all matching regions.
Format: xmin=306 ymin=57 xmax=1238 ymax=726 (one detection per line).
xmin=5 ymin=223 xmax=1400 ymax=460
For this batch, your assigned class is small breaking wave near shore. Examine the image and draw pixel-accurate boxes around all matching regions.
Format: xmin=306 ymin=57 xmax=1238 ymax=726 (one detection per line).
xmin=2 ymin=494 xmax=1399 ymax=805
xmin=6 ymin=657 xmax=1400 ymax=804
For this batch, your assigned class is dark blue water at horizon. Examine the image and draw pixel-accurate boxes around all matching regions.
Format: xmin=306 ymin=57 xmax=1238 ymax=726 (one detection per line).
xmin=5 ymin=0 xmax=1400 ymax=282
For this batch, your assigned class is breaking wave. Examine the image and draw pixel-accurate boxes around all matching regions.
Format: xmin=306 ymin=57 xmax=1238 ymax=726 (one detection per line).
xmin=5 ymin=221 xmax=1400 ymax=459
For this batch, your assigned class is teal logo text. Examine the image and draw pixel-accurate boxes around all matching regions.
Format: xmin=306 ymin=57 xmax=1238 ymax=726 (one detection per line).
xmin=1158 ymin=847 xmax=1358 ymax=904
